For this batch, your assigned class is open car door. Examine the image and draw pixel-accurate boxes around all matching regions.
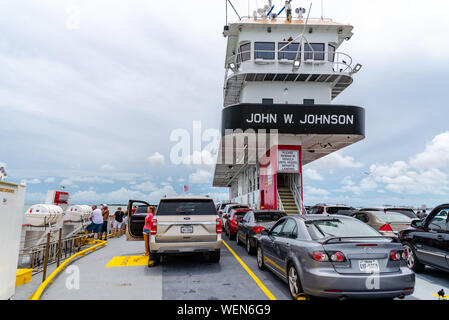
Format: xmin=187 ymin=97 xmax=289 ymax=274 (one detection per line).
xmin=126 ymin=200 xmax=151 ymax=241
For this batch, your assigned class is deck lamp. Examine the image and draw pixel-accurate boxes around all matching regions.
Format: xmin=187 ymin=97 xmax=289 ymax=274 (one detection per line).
xmin=229 ymin=62 xmax=237 ymax=72
xmin=293 ymin=59 xmax=300 ymax=69
xmin=352 ymin=63 xmax=362 ymax=73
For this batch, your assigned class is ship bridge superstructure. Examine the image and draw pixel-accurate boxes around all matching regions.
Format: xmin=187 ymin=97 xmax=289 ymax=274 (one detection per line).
xmin=213 ymin=3 xmax=365 ymax=213
xmin=223 ymin=17 xmax=360 ymax=106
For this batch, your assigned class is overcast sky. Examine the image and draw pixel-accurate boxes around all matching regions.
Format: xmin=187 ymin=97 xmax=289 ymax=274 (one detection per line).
xmin=1 ymin=0 xmax=449 ymax=207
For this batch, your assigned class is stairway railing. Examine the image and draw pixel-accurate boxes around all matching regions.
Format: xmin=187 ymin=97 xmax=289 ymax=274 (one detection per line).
xmin=277 ymin=189 xmax=284 ymax=211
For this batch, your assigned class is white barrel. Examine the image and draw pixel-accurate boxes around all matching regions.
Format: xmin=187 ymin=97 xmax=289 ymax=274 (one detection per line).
xmin=25 ymin=204 xmax=64 ymax=226
xmin=66 ymin=205 xmax=92 ymax=221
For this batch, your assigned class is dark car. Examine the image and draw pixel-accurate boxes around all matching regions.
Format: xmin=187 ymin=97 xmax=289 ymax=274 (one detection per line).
xmin=236 ymin=210 xmax=287 ymax=254
xmin=224 ymin=208 xmax=251 ymax=240
xmin=310 ymin=204 xmax=357 ymax=216
xmin=360 ymin=207 xmax=417 ymax=220
xmin=256 ymin=215 xmax=415 ymax=300
xmin=399 ymin=204 xmax=449 ymax=273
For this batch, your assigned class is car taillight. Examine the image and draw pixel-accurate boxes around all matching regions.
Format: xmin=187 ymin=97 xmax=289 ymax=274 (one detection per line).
xmin=253 ymin=226 xmax=265 ymax=233
xmin=390 ymin=251 xmax=402 ymax=261
xmin=231 ymin=218 xmax=238 ymax=225
xmin=402 ymin=250 xmax=408 ymax=260
xmin=216 ymin=218 xmax=222 ymax=234
xmin=379 ymin=224 xmax=393 ymax=232
xmin=329 ymin=251 xmax=346 ymax=262
xmin=309 ymin=251 xmax=329 ymax=262
xmin=150 ymin=219 xmax=157 ymax=235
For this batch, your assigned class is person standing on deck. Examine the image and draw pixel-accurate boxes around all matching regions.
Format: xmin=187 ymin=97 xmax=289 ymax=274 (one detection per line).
xmin=86 ymin=205 xmax=103 ymax=239
xmin=122 ymin=209 xmax=128 ymax=234
xmin=100 ymin=205 xmax=110 ymax=240
xmin=143 ymin=206 xmax=155 ymax=256
xmin=113 ymin=207 xmax=125 ymax=237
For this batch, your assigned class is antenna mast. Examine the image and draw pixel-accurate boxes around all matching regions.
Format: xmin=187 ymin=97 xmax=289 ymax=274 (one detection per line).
xmin=321 ymin=0 xmax=324 ymax=20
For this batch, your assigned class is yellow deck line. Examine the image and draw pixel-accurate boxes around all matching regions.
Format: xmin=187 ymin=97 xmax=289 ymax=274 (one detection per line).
xmin=29 ymin=240 xmax=107 ymax=300
xmin=222 ymin=240 xmax=277 ymax=300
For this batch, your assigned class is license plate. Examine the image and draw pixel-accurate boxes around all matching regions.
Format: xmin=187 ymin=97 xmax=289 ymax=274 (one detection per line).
xmin=180 ymin=226 xmax=193 ymax=234
xmin=358 ymin=260 xmax=380 ymax=273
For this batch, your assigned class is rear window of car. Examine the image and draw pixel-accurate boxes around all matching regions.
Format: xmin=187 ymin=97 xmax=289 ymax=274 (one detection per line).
xmin=157 ymin=200 xmax=217 ymax=216
xmin=306 ymin=219 xmax=380 ymax=239
xmin=233 ymin=210 xmax=250 ymax=217
xmin=385 ymin=209 xmax=416 ymax=219
xmin=255 ymin=211 xmax=286 ymax=222
xmin=371 ymin=211 xmax=412 ymax=223
xmin=326 ymin=207 xmax=355 ymax=215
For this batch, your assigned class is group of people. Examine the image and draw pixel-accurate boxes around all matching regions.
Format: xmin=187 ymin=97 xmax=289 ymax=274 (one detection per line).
xmin=86 ymin=205 xmax=127 ymax=240
xmin=86 ymin=203 xmax=156 ymax=259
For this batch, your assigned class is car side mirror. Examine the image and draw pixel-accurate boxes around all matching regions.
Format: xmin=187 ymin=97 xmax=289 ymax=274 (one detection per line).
xmin=411 ymin=219 xmax=423 ymax=229
xmin=261 ymin=229 xmax=269 ymax=236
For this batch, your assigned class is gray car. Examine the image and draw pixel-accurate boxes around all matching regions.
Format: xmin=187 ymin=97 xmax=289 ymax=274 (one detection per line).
xmin=256 ymin=215 xmax=415 ymax=300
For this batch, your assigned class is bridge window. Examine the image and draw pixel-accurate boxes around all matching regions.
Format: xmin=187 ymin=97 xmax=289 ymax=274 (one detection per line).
xmin=304 ymin=43 xmax=325 ymax=61
xmin=255 ymin=42 xmax=275 ymax=60
xmin=328 ymin=44 xmax=336 ymax=62
xmin=278 ymin=42 xmax=300 ymax=60
xmin=239 ymin=42 xmax=251 ymax=63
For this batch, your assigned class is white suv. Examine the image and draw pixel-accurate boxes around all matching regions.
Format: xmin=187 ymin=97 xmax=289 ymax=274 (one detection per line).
xmin=149 ymin=197 xmax=222 ymax=263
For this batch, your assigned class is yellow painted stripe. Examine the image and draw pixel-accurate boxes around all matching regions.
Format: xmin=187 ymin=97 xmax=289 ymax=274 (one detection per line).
xmin=105 ymin=255 xmax=149 ymax=267
xmin=433 ymin=293 xmax=449 ymax=299
xmin=29 ymin=240 xmax=106 ymax=300
xmin=263 ymin=256 xmax=286 ymax=273
xmin=222 ymin=240 xmax=277 ymax=300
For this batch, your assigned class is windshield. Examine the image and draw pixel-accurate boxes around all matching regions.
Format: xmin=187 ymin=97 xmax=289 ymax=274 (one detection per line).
xmin=157 ymin=200 xmax=217 ymax=216
xmin=307 ymin=219 xmax=380 ymax=239
xmin=371 ymin=211 xmax=412 ymax=223
xmin=255 ymin=212 xmax=286 ymax=222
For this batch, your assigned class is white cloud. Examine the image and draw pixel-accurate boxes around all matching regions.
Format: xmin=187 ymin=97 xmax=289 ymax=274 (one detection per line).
xmin=131 ymin=181 xmax=157 ymax=192
xmin=189 ymin=170 xmax=212 ymax=184
xmin=304 ymin=186 xmax=330 ymax=196
xmin=44 ymin=177 xmax=55 ymax=183
xmin=147 ymin=152 xmax=165 ymax=167
xmin=101 ymin=164 xmax=114 ymax=171
xmin=26 ymin=178 xmax=41 ymax=184
xmin=410 ymin=132 xmax=449 ymax=170
xmin=310 ymin=152 xmax=363 ymax=169
xmin=303 ymin=169 xmax=323 ymax=181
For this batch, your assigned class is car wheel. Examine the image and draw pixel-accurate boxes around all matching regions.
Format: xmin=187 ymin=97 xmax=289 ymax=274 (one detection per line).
xmin=257 ymin=245 xmax=266 ymax=270
xmin=403 ymin=242 xmax=425 ymax=273
xmin=246 ymin=236 xmax=254 ymax=255
xmin=236 ymin=232 xmax=241 ymax=245
xmin=149 ymin=253 xmax=160 ymax=267
xmin=209 ymin=250 xmax=220 ymax=263
xmin=288 ymin=264 xmax=305 ymax=300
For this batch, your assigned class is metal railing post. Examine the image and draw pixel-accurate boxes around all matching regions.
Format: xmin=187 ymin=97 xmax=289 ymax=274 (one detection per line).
xmin=42 ymin=232 xmax=51 ymax=282
xmin=57 ymin=228 xmax=62 ymax=267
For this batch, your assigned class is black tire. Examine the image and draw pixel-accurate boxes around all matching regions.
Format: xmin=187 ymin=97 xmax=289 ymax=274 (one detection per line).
xmin=257 ymin=245 xmax=266 ymax=270
xmin=149 ymin=253 xmax=160 ymax=267
xmin=403 ymin=242 xmax=425 ymax=273
xmin=287 ymin=264 xmax=306 ymax=300
xmin=229 ymin=232 xmax=236 ymax=240
xmin=209 ymin=250 xmax=220 ymax=263
xmin=236 ymin=232 xmax=241 ymax=245
xmin=246 ymin=236 xmax=255 ymax=255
